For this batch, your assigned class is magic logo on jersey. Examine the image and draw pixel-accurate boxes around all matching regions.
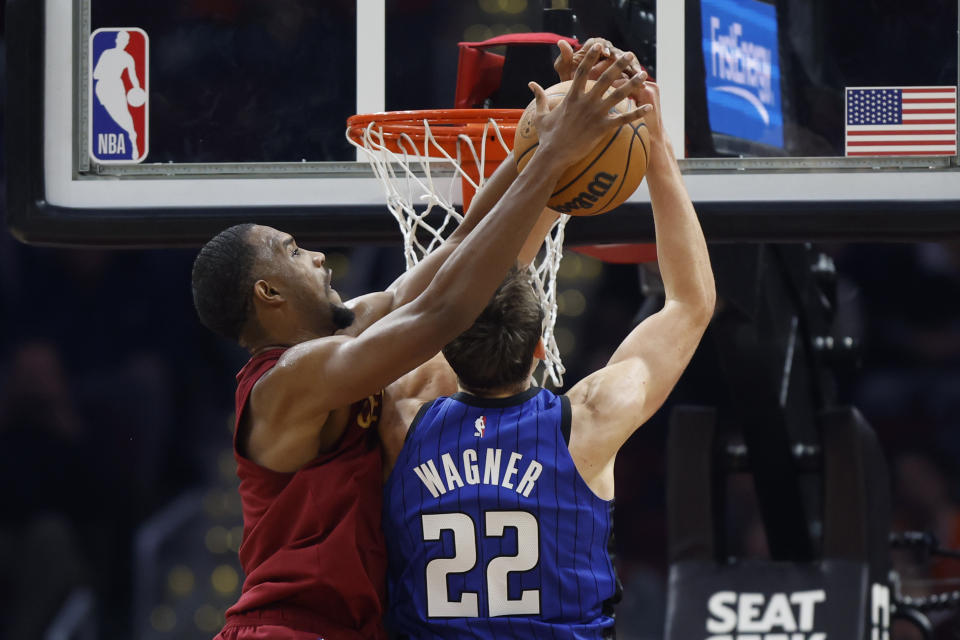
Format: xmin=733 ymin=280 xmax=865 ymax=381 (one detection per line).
xmin=89 ymin=28 xmax=149 ymax=164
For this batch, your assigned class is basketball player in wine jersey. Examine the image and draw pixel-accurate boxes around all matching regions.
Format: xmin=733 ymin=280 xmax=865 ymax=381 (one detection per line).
xmin=380 ymin=71 xmax=716 ymax=638
xmin=190 ymin=46 xmax=648 ymax=640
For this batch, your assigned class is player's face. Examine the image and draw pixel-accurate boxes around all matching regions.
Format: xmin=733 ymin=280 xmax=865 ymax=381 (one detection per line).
xmin=115 ymin=32 xmax=129 ymax=49
xmin=253 ymin=225 xmax=353 ymax=332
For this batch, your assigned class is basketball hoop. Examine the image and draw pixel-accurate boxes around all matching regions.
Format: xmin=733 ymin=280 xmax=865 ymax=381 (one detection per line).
xmin=346 ymin=109 xmax=571 ymax=386
xmin=347 ymin=109 xmax=524 ymax=212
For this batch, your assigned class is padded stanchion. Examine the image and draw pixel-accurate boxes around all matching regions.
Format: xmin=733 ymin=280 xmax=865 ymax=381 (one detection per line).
xmin=665 ymin=559 xmax=868 ymax=640
xmin=821 ymin=406 xmax=891 ymax=578
xmin=821 ymin=406 xmax=892 ymax=636
xmin=665 ymin=405 xmax=892 ymax=640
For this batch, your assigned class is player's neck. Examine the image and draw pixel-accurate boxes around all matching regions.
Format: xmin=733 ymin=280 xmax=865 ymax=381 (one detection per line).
xmin=248 ymin=314 xmax=335 ymax=353
xmin=245 ymin=340 xmax=289 ymax=357
xmin=457 ymin=381 xmax=531 ymax=399
xmin=245 ymin=327 xmax=325 ymax=356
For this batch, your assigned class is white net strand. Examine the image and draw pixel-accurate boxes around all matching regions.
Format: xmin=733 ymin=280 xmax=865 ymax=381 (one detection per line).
xmin=347 ymin=116 xmax=570 ymax=387
xmin=355 ymin=124 xmax=463 ymax=268
xmin=531 ymin=213 xmax=569 ymax=386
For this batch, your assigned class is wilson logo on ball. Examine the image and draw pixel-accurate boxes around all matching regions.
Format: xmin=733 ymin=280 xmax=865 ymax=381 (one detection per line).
xmin=513 ymin=79 xmax=649 ymax=217
xmin=551 ymin=172 xmax=619 ymax=214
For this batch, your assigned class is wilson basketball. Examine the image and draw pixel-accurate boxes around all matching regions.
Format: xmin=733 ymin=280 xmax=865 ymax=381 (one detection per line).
xmin=514 ymin=80 xmax=649 ymax=216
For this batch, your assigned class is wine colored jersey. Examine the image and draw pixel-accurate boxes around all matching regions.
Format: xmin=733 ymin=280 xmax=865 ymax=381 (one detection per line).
xmin=223 ymin=348 xmax=387 ymax=640
xmin=383 ymin=387 xmax=619 ymax=639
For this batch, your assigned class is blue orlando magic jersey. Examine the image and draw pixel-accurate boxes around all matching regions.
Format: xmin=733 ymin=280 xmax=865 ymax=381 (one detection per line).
xmin=383 ymin=387 xmax=619 ymax=639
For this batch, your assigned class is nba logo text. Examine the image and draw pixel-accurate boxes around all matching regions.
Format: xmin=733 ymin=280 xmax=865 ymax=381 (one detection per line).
xmin=89 ymin=28 xmax=149 ymax=164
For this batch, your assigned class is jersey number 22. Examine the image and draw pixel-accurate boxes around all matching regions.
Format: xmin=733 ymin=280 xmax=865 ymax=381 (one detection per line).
xmin=422 ymin=511 xmax=540 ymax=618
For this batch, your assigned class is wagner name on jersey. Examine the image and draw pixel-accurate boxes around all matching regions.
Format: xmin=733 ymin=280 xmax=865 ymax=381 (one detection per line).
xmin=383 ymin=387 xmax=621 ymax=639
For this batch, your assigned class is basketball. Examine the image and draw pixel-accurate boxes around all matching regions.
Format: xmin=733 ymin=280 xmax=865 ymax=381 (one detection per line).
xmin=513 ymin=80 xmax=649 ymax=216
xmin=126 ymin=87 xmax=146 ymax=107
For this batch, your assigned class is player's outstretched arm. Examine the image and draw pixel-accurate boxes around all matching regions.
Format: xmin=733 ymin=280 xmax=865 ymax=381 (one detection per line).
xmin=389 ymin=159 xmax=561 ymax=294
xmin=344 ymin=148 xmax=546 ymax=334
xmin=348 ymin=157 xmax=556 ymax=332
xmin=381 ymin=36 xmax=627 ymax=310
xmin=253 ymin=47 xmax=649 ymax=454
xmin=565 ymin=79 xmax=715 ymax=499
xmin=387 ymin=36 xmax=635 ymax=300
xmin=340 ymin=156 xmax=522 ymax=335
xmin=347 ymin=35 xmax=634 ymax=330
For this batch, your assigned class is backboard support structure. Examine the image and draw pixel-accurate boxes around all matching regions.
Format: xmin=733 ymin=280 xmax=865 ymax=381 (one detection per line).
xmin=7 ymin=0 xmax=960 ymax=247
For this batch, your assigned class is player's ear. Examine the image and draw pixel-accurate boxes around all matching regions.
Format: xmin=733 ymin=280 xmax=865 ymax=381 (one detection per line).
xmin=253 ymin=279 xmax=284 ymax=306
xmin=534 ymin=338 xmax=546 ymax=361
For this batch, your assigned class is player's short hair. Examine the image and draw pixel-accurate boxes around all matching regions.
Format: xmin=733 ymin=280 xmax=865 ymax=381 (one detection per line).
xmin=191 ymin=224 xmax=257 ymax=342
xmin=442 ymin=267 xmax=544 ymax=392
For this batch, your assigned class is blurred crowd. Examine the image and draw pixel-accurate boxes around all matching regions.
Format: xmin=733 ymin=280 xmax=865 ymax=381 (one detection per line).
xmin=0 ymin=234 xmax=247 ymax=637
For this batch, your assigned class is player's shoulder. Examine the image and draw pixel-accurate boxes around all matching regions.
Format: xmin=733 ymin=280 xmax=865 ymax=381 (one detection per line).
xmin=280 ymin=333 xmax=351 ymax=362
xmin=251 ymin=336 xmax=351 ymax=401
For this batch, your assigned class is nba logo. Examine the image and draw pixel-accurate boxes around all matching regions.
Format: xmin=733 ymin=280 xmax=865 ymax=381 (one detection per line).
xmin=89 ymin=28 xmax=149 ymax=164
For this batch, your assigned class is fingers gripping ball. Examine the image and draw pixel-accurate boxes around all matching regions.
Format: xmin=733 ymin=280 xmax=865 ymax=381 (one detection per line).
xmin=126 ymin=87 xmax=146 ymax=107
xmin=514 ymin=80 xmax=650 ymax=216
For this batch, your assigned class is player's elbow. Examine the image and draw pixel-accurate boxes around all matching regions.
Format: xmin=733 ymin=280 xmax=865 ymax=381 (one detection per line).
xmin=678 ymin=278 xmax=716 ymax=325
xmin=697 ymin=284 xmax=717 ymax=324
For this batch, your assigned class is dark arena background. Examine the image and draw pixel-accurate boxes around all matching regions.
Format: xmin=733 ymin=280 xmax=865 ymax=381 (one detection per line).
xmin=4 ymin=1 xmax=960 ymax=638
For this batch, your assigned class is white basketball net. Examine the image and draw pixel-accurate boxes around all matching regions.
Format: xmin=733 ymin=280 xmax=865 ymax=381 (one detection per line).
xmin=347 ymin=117 xmax=570 ymax=387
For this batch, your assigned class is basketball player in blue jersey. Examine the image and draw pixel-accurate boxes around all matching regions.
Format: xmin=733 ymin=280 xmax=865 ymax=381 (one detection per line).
xmin=380 ymin=72 xmax=716 ymax=638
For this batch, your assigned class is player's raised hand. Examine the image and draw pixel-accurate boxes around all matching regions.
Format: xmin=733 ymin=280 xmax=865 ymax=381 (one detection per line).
xmin=554 ymin=37 xmax=642 ymax=87
xmin=630 ymin=78 xmax=664 ymax=143
xmin=530 ymin=44 xmax=649 ymax=166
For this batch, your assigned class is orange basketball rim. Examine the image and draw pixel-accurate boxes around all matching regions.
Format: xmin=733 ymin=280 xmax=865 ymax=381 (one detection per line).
xmin=347 ymin=109 xmax=524 ymax=210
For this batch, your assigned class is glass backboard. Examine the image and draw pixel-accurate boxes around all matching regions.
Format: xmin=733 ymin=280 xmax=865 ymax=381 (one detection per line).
xmin=6 ymin=0 xmax=960 ymax=246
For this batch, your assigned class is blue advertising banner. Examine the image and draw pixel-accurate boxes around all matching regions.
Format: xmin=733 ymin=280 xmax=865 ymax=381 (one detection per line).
xmin=701 ymin=0 xmax=783 ymax=149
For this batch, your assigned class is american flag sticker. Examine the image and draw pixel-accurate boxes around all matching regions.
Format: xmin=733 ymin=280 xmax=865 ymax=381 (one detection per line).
xmin=845 ymin=87 xmax=957 ymax=156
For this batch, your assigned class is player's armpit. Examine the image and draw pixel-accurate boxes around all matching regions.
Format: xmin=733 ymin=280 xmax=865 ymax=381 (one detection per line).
xmin=566 ymin=357 xmax=652 ymax=477
xmin=381 ymin=353 xmax=458 ymax=479
xmin=241 ymin=337 xmax=348 ymax=470
xmin=243 ymin=401 xmax=330 ymax=472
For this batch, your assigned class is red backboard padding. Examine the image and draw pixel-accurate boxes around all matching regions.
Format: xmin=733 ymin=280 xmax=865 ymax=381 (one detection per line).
xmin=455 ymin=33 xmax=579 ymax=109
xmin=571 ymin=243 xmax=658 ymax=264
